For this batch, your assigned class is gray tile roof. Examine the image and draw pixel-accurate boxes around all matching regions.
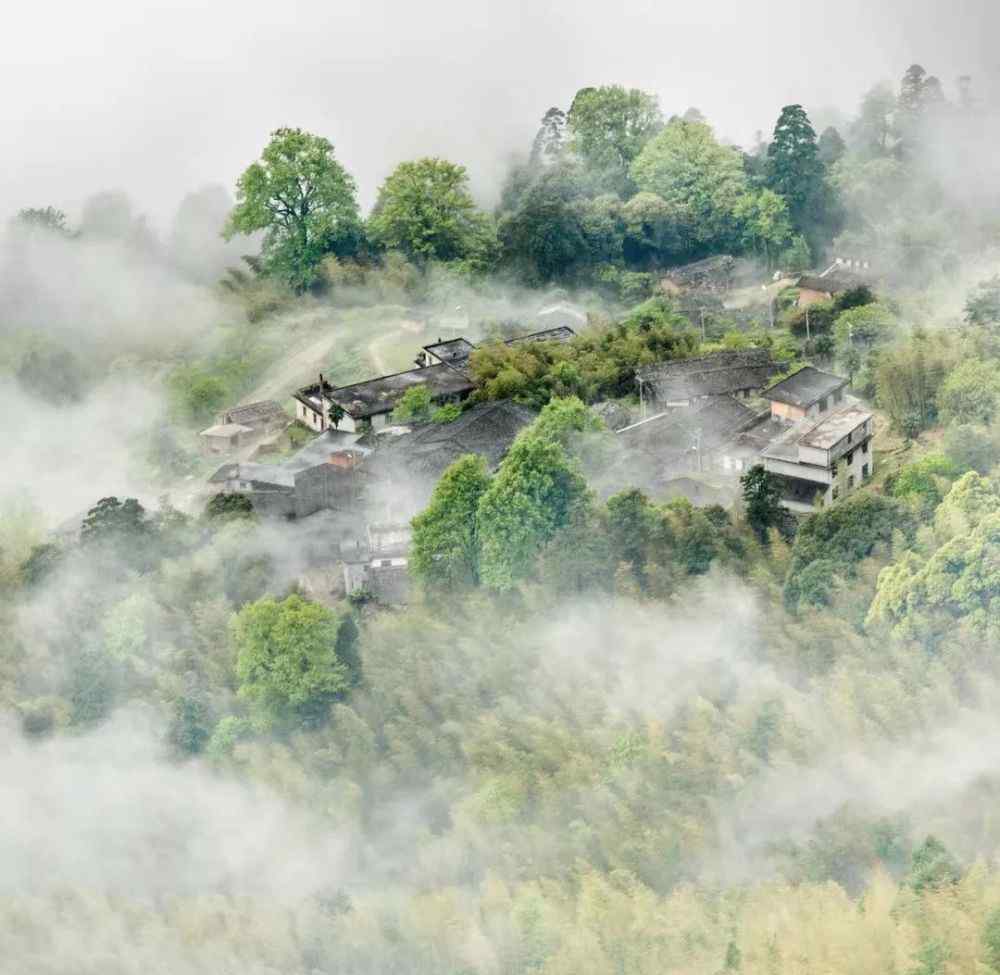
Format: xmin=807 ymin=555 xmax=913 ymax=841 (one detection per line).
xmin=763 ymin=366 xmax=848 ymax=408
xmin=297 ymin=364 xmax=475 ymax=420
xmin=222 ymin=400 xmax=289 ymax=428
xmin=637 ymin=349 xmax=778 ymax=402
xmin=618 ymin=396 xmax=761 ymax=457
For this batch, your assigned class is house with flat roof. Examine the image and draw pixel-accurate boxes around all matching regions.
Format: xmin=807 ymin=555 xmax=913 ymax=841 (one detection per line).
xmin=763 ymin=366 xmax=849 ymax=423
xmin=761 ymin=405 xmax=874 ymax=513
xmin=796 ymin=272 xmax=865 ymax=307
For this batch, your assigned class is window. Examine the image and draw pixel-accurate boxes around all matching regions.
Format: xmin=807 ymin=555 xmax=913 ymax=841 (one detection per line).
xmin=848 ymin=475 xmax=855 ymax=488
xmin=862 ymin=440 xmax=869 ymax=454
xmin=862 ymin=463 xmax=870 ymax=479
xmin=832 ymin=485 xmax=839 ymax=500
xmin=847 ymin=431 xmax=853 ymax=444
xmin=819 ymin=397 xmax=829 ymax=412
xmin=834 ymin=387 xmax=844 ymax=403
xmin=845 ymin=450 xmax=854 ymax=465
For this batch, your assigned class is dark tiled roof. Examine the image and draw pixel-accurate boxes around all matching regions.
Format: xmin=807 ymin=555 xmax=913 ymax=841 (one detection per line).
xmin=796 ymin=273 xmax=861 ymax=294
xmin=618 ymin=396 xmax=761 ymax=457
xmin=223 ymin=400 xmax=288 ymax=427
xmin=297 ymin=364 xmax=474 ymax=420
xmin=506 ymin=326 xmax=576 ymax=346
xmin=763 ymin=366 xmax=848 ymax=408
xmin=637 ymin=349 xmax=778 ymax=402
xmin=376 ymin=401 xmax=537 ymax=476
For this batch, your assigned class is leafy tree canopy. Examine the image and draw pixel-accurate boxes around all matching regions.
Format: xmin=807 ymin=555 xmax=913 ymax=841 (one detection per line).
xmin=225 ymin=127 xmax=362 ymax=291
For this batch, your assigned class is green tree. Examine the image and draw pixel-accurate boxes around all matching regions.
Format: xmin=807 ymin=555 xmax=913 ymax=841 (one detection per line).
xmin=410 ymin=455 xmax=491 ymax=591
xmin=368 ymin=157 xmax=493 ymax=267
xmin=939 ymin=359 xmax=1000 ymax=425
xmin=734 ymin=189 xmax=793 ymax=266
xmin=965 ymin=276 xmax=1000 ymax=328
xmin=80 ymin=497 xmax=150 ymax=551
xmin=391 ymin=384 xmax=433 ymax=423
xmin=529 ymin=107 xmax=567 ymax=168
xmin=817 ymin=126 xmax=846 ymax=166
xmin=741 ymin=465 xmax=783 ymax=542
xmin=907 ymin=835 xmax=961 ymax=893
xmin=630 ymin=119 xmax=749 ymax=255
xmin=851 ymin=82 xmax=897 ymax=158
xmin=621 ymin=191 xmax=681 ymax=265
xmin=225 ymin=127 xmax=362 ymax=290
xmin=982 ymin=907 xmax=1000 ymax=971
xmin=567 ymin=85 xmax=663 ymax=191
xmin=943 ymin=423 xmax=997 ymax=474
xmin=477 ymin=436 xmax=589 ymax=590
xmin=204 ymin=493 xmax=257 ymax=522
xmin=765 ymin=105 xmax=828 ymax=242
xmin=232 ymin=594 xmax=350 ymax=726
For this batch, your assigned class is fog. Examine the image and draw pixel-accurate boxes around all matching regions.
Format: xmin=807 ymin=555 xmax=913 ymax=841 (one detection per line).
xmin=2 ymin=1 xmax=998 ymax=225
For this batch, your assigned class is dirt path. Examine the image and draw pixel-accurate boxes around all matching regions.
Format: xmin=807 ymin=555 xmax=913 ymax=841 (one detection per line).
xmin=240 ymin=327 xmax=341 ymax=406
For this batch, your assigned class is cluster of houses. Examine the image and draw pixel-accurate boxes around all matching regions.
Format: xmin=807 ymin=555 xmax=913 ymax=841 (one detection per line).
xmin=200 ymin=291 xmax=876 ymax=601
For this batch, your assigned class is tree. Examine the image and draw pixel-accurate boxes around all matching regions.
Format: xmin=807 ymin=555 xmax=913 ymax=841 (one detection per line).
xmin=766 ymin=105 xmax=828 ymax=242
xmin=965 ymin=276 xmax=1000 ymax=328
xmin=232 ymin=594 xmax=350 ymax=726
xmin=391 ymin=384 xmax=433 ymax=423
xmin=368 ymin=157 xmax=493 ymax=266
xmin=907 ymin=835 xmax=961 ymax=892
xmin=851 ymin=82 xmax=897 ymax=158
xmin=817 ymin=126 xmax=846 ymax=166
xmin=943 ymin=424 xmax=997 ymax=474
xmin=477 ymin=436 xmax=589 ymax=590
xmin=204 ymin=492 xmax=257 ymax=522
xmin=734 ymin=189 xmax=793 ymax=266
xmin=225 ymin=127 xmax=362 ymax=290
xmin=741 ymin=465 xmax=783 ymax=542
xmin=410 ymin=455 xmax=491 ymax=591
xmin=630 ymin=119 xmax=749 ymax=255
xmin=567 ymin=85 xmax=663 ymax=192
xmin=621 ymin=191 xmax=681 ymax=265
xmin=15 ymin=206 xmax=71 ymax=236
xmin=498 ymin=163 xmax=589 ymax=283
xmin=939 ymin=359 xmax=1000 ymax=425
xmin=983 ymin=907 xmax=1000 ymax=972
xmin=80 ymin=497 xmax=150 ymax=549
xmin=529 ymin=107 xmax=567 ymax=167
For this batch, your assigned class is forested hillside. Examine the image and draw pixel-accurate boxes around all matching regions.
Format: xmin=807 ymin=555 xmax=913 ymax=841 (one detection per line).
xmin=4 ymin=56 xmax=1000 ymax=975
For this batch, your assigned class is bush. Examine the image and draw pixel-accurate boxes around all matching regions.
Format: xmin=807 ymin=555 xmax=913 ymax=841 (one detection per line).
xmin=943 ymin=423 xmax=997 ymax=474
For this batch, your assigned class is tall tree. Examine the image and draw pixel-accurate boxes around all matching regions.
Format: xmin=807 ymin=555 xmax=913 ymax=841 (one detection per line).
xmin=368 ymin=157 xmax=493 ymax=267
xmin=529 ymin=107 xmax=567 ymax=168
xmin=851 ymin=82 xmax=897 ymax=158
xmin=231 ymin=594 xmax=350 ymax=727
xmin=410 ymin=455 xmax=491 ymax=591
xmin=225 ymin=127 xmax=362 ymax=291
xmin=14 ymin=206 xmax=71 ymax=236
xmin=567 ymin=85 xmax=663 ymax=192
xmin=630 ymin=119 xmax=749 ymax=255
xmin=817 ymin=126 xmax=847 ymax=166
xmin=740 ymin=465 xmax=783 ymax=542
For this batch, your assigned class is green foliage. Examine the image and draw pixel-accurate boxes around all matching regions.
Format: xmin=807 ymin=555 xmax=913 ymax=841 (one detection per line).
xmin=965 ymin=275 xmax=1000 ymax=328
xmin=225 ymin=127 xmax=362 ymax=290
xmin=907 ymin=836 xmax=961 ymax=893
xmin=943 ymin=423 xmax=998 ymax=474
xmin=19 ymin=543 xmax=62 ymax=588
xmin=567 ymin=85 xmax=663 ymax=192
xmin=431 ymin=402 xmax=462 ymax=423
xmin=167 ymin=365 xmax=229 ymax=426
xmin=630 ymin=119 xmax=749 ymax=254
xmin=983 ymin=907 xmax=1000 ymax=971
xmin=368 ymin=157 xmax=495 ymax=268
xmin=874 ymin=336 xmax=954 ymax=436
xmin=741 ymin=465 xmax=783 ymax=543
xmin=232 ymin=594 xmax=350 ymax=727
xmin=410 ymin=455 xmax=491 ymax=592
xmin=15 ymin=205 xmax=72 ymax=235
xmin=939 ymin=358 xmax=1000 ymax=425
xmin=204 ymin=492 xmax=257 ymax=522
xmin=80 ymin=497 xmax=151 ymax=567
xmin=889 ymin=454 xmax=959 ymax=510
xmin=784 ymin=494 xmax=914 ymax=612
xmin=477 ymin=434 xmax=589 ymax=591
xmin=391 ymin=384 xmax=433 ymax=423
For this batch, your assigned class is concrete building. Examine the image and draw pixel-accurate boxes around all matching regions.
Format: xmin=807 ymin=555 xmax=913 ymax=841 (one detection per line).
xmin=762 ymin=366 xmax=849 ymax=422
xmin=760 ymin=405 xmax=874 ymax=513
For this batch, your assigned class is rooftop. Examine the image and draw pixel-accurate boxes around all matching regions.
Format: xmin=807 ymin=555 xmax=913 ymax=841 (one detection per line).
xmin=422 ymin=337 xmax=477 ymax=366
xmin=506 ymin=326 xmax=577 ymax=346
xmin=200 ymin=423 xmax=253 ymax=438
xmin=762 ymin=405 xmax=873 ymax=461
xmin=637 ymin=349 xmax=778 ymax=401
xmin=222 ymin=400 xmax=288 ymax=427
xmin=763 ymin=366 xmax=848 ymax=408
xmin=798 ymin=406 xmax=873 ymax=450
xmin=374 ymin=400 xmax=536 ymax=477
xmin=297 ymin=363 xmax=474 ymax=419
xmin=796 ymin=273 xmax=863 ymax=294
xmin=619 ymin=395 xmax=761 ymax=455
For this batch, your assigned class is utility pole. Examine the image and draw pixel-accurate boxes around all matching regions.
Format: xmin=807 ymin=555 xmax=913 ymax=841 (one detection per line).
xmin=700 ymin=309 xmax=707 ymax=342
xmin=638 ymin=376 xmax=646 ymax=419
xmin=805 ymin=307 xmax=811 ymax=342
